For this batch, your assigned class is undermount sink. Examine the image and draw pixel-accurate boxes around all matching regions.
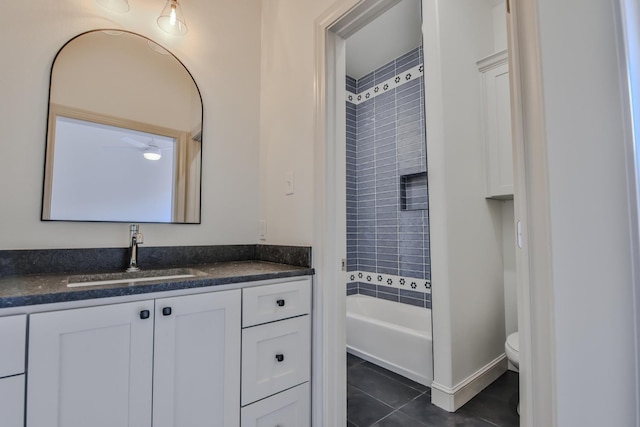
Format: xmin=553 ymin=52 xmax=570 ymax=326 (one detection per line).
xmin=67 ymin=268 xmax=206 ymax=288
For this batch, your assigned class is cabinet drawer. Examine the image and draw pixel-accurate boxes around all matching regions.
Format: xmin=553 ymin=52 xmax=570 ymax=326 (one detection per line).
xmin=241 ymin=315 xmax=310 ymax=405
xmin=0 ymin=314 xmax=26 ymax=377
xmin=241 ymin=382 xmax=309 ymax=427
xmin=242 ymin=279 xmax=311 ymax=327
xmin=0 ymin=374 xmax=25 ymax=427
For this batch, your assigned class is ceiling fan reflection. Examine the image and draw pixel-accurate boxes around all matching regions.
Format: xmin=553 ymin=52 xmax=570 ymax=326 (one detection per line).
xmin=119 ymin=136 xmax=173 ymax=161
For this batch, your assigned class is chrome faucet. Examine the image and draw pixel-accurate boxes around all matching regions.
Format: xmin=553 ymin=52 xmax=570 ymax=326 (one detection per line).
xmin=126 ymin=224 xmax=144 ymax=272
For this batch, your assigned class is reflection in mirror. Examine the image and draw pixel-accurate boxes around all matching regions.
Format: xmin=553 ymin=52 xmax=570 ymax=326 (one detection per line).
xmin=42 ymin=30 xmax=202 ymax=223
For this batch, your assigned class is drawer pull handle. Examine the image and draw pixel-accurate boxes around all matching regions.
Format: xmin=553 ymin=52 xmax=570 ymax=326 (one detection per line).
xmin=162 ymin=307 xmax=172 ymax=316
xmin=275 ymin=354 xmax=285 ymax=362
xmin=139 ymin=310 xmax=150 ymax=320
xmin=276 ymin=299 xmax=286 ymax=307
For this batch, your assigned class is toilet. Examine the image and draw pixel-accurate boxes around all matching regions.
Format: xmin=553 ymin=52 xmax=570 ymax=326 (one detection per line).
xmin=505 ymin=332 xmax=520 ymax=414
xmin=505 ymin=332 xmax=519 ymax=369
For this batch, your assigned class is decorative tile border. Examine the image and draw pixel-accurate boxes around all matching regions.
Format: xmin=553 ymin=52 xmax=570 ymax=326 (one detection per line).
xmin=346 ymin=63 xmax=424 ymax=105
xmin=346 ymin=270 xmax=431 ymax=294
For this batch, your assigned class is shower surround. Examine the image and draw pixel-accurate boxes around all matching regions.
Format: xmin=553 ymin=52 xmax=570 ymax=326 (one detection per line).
xmin=346 ymin=47 xmax=431 ymax=308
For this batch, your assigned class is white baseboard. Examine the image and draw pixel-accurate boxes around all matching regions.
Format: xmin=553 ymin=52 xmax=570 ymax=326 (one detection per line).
xmin=430 ymin=353 xmax=508 ymax=412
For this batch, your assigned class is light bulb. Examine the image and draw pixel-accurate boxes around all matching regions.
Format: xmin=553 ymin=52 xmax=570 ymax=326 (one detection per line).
xmin=157 ymin=0 xmax=188 ymax=36
xmin=170 ymin=5 xmax=177 ymax=26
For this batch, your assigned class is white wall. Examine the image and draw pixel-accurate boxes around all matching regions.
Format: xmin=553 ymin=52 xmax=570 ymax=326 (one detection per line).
xmin=534 ymin=0 xmax=638 ymax=424
xmin=492 ymin=1 xmax=507 ymax=52
xmin=422 ymin=0 xmax=506 ymax=398
xmin=345 ymin=0 xmax=423 ymax=79
xmin=259 ymin=0 xmax=335 ymax=246
xmin=0 ymin=0 xmax=261 ymax=249
xmin=51 ymin=31 xmax=197 ymax=133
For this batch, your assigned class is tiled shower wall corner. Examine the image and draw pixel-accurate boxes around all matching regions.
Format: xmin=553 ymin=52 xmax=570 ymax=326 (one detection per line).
xmin=346 ymin=46 xmax=431 ymax=308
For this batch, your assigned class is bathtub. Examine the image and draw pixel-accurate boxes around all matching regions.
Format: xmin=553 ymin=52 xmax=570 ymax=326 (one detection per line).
xmin=346 ymin=294 xmax=433 ymax=386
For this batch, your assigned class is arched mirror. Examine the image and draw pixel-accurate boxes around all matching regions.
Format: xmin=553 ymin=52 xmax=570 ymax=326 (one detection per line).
xmin=42 ymin=30 xmax=203 ymax=223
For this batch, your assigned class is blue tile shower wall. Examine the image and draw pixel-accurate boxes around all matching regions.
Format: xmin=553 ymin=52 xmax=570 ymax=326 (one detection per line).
xmin=346 ymin=47 xmax=430 ymax=307
xmin=346 ymin=75 xmax=358 ymax=272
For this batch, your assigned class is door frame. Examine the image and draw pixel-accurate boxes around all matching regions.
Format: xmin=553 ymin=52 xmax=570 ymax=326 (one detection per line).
xmin=312 ymin=1 xmax=554 ymax=426
xmin=614 ymin=0 xmax=640 ymax=422
xmin=312 ymin=1 xmax=402 ymax=425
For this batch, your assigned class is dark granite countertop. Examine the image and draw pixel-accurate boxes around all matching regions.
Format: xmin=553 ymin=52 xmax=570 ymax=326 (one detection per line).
xmin=0 ymin=261 xmax=314 ymax=309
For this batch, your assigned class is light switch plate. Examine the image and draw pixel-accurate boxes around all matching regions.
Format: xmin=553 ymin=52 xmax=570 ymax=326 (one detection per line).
xmin=285 ymin=171 xmax=295 ymax=195
xmin=259 ymin=220 xmax=267 ymax=241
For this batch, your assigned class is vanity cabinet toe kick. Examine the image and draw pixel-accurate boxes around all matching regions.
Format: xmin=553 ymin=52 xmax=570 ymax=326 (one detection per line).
xmin=1 ymin=276 xmax=311 ymax=427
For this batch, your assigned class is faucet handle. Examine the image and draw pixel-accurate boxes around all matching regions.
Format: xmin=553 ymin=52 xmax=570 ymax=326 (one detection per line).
xmin=136 ymin=232 xmax=144 ymax=244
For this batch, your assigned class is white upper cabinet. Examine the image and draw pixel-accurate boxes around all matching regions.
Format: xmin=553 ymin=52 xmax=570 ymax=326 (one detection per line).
xmin=478 ymin=50 xmax=514 ymax=199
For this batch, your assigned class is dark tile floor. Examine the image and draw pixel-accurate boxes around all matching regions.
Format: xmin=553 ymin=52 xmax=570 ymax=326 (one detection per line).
xmin=347 ymin=353 xmax=519 ymax=427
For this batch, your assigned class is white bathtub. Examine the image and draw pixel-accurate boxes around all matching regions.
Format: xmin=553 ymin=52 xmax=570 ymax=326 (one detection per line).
xmin=346 ymin=294 xmax=433 ymax=386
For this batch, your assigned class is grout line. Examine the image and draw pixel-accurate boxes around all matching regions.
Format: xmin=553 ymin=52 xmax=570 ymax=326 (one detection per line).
xmin=369 ymin=410 xmax=398 ymax=426
xmin=479 ymin=418 xmax=503 ymax=427
xmin=348 ymin=360 xmax=430 ymax=426
xmin=349 ymin=383 xmax=396 ymax=412
xmin=370 ymin=390 xmax=430 ymax=427
xmin=346 ymin=418 xmax=361 ymax=427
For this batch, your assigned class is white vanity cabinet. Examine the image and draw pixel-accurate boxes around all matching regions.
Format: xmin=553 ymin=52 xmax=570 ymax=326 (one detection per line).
xmin=26 ymin=289 xmax=241 ymax=427
xmin=241 ymin=383 xmax=310 ymax=427
xmin=477 ymin=49 xmax=514 ymax=199
xmin=27 ymin=301 xmax=155 ymax=427
xmin=240 ymin=279 xmax=311 ymax=427
xmin=0 ymin=314 xmax=27 ymax=427
xmin=152 ymin=291 xmax=241 ymax=427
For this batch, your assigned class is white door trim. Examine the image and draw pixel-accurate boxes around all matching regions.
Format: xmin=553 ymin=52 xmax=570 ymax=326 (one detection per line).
xmin=313 ymin=1 xmax=566 ymax=426
xmin=312 ymin=1 xmax=408 ymax=425
xmin=613 ymin=0 xmax=640 ymax=423
xmin=507 ymin=1 xmax=556 ymax=425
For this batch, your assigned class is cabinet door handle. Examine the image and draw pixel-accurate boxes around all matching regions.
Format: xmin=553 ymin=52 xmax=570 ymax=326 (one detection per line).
xmin=276 ymin=299 xmax=285 ymax=307
xmin=275 ymin=354 xmax=285 ymax=362
xmin=162 ymin=307 xmax=172 ymax=316
xmin=140 ymin=309 xmax=150 ymax=320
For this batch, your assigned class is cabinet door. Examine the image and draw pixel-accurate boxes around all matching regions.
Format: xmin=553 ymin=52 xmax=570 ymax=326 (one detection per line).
xmin=241 ymin=382 xmax=310 ymax=427
xmin=27 ymin=301 xmax=154 ymax=427
xmin=153 ymin=289 xmax=241 ymax=427
xmin=0 ymin=314 xmax=26 ymax=377
xmin=242 ymin=279 xmax=311 ymax=327
xmin=241 ymin=315 xmax=311 ymax=405
xmin=481 ymin=60 xmax=514 ymax=198
xmin=0 ymin=374 xmax=25 ymax=427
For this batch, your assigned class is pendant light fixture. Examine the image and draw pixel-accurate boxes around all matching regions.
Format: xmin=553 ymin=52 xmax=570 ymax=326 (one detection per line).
xmin=95 ymin=0 xmax=130 ymax=13
xmin=157 ymin=0 xmax=188 ymax=36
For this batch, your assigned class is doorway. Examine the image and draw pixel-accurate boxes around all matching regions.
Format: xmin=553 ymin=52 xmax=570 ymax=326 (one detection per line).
xmin=313 ymin=0 xmax=526 ymax=425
